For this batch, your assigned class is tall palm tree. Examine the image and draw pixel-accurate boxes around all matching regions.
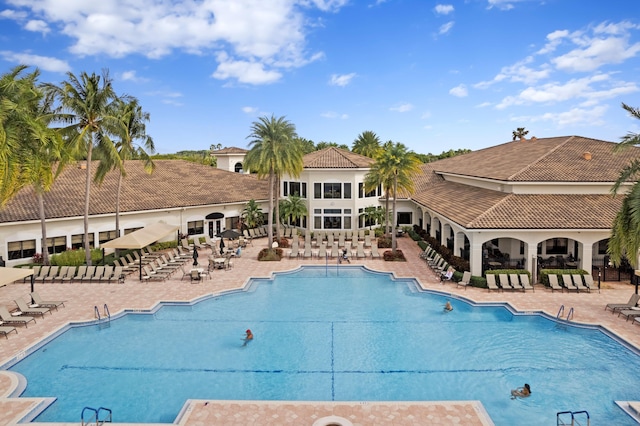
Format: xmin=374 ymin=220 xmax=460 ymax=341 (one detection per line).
xmin=352 ymin=130 xmax=382 ymax=158
xmin=279 ymin=194 xmax=308 ymax=227
xmin=44 ymin=70 xmax=119 ymax=265
xmin=241 ymin=199 xmax=264 ymax=230
xmin=609 ymin=103 xmax=640 ymax=267
xmin=364 ymin=141 xmax=395 ymax=238
xmin=512 ymin=127 xmax=529 ymax=141
xmin=366 ymin=142 xmax=421 ymax=253
xmin=94 ymin=97 xmax=155 ymax=245
xmin=244 ymin=115 xmax=303 ymax=249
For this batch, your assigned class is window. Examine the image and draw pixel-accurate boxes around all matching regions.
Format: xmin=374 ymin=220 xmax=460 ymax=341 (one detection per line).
xmin=344 ymin=183 xmax=351 ymax=199
xmin=8 ymin=240 xmax=36 ymax=260
xmin=225 ymin=216 xmax=240 ymax=230
xmin=99 ymin=230 xmax=118 ymax=244
xmin=397 ymin=212 xmax=412 ymax=225
xmin=314 ymin=183 xmax=322 ymax=199
xmin=290 ymin=182 xmax=301 ymax=197
xmin=324 ymin=183 xmax=341 ymax=199
xmin=598 ymin=239 xmax=608 ymax=255
xmin=234 ymin=162 xmax=243 ymax=173
xmin=359 ymin=183 xmax=364 ymax=198
xmin=124 ymin=227 xmax=142 ymax=235
xmin=314 ymin=216 xmax=322 ymax=229
xmin=546 ymin=238 xmax=568 ymax=255
xmin=344 ymin=216 xmax=351 ymax=229
xmin=46 ymin=236 xmax=67 ymax=254
xmin=71 ymin=233 xmax=95 ymax=250
xmin=324 ymin=216 xmax=341 ymax=229
xmin=187 ymin=220 xmax=204 ymax=235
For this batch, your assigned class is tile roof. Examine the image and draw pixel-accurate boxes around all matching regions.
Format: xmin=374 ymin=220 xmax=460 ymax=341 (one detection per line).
xmin=430 ymin=136 xmax=640 ymax=182
xmin=210 ymin=147 xmax=248 ymax=155
xmin=0 ymin=160 xmax=269 ymax=223
xmin=410 ymin=136 xmax=637 ymax=229
xmin=303 ymin=147 xmax=374 ymax=168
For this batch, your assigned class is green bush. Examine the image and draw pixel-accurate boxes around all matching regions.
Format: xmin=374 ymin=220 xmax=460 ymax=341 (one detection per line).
xmin=50 ymin=248 xmax=102 ymax=266
xmin=382 ymin=249 xmax=406 ymax=261
xmin=539 ymin=269 xmax=588 ymax=286
xmin=407 ymin=229 xmax=421 ymax=241
xmin=417 ymin=240 xmax=429 ymax=251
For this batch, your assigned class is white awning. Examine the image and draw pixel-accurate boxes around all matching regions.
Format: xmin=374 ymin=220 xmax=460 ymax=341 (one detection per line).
xmin=100 ymin=222 xmax=179 ymax=249
xmin=0 ymin=267 xmax=34 ymax=287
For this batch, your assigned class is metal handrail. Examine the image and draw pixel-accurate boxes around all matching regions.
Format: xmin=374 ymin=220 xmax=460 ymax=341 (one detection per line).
xmin=572 ymin=410 xmax=590 ymax=426
xmin=566 ymin=307 xmax=574 ymax=321
xmin=556 ymin=410 xmax=572 ymax=426
xmin=81 ymin=407 xmax=98 ymax=426
xmin=94 ymin=306 xmax=100 ymax=320
xmin=97 ymin=406 xmax=112 ymax=424
xmin=556 ymin=305 xmax=565 ymax=319
xmin=103 ymin=304 xmax=110 ymax=321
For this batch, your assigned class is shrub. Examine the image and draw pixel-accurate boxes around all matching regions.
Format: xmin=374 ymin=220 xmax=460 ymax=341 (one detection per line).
xmin=32 ymin=253 xmax=44 ymax=264
xmin=258 ymin=248 xmax=282 ymax=261
xmin=378 ymin=236 xmax=392 ymax=248
xmin=383 ymin=249 xmax=406 ymax=261
xmin=278 ymin=237 xmax=290 ymax=248
xmin=417 ymin=240 xmax=429 ymax=251
xmin=50 ymin=248 xmax=102 ymax=266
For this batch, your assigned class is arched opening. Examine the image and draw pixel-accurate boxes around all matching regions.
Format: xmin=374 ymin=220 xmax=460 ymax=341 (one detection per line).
xmin=234 ymin=162 xmax=243 ymax=173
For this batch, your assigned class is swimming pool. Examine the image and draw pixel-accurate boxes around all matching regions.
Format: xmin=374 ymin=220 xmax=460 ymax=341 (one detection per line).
xmin=4 ymin=266 xmax=640 ymax=425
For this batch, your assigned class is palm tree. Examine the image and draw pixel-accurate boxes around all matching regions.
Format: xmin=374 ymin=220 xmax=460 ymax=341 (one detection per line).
xmin=94 ymin=97 xmax=155 ymax=245
xmin=512 ymin=127 xmax=529 ymax=141
xmin=242 ymin=199 xmax=264 ymax=229
xmin=279 ymin=194 xmax=308 ymax=227
xmin=361 ymin=206 xmax=385 ymax=229
xmin=366 ymin=141 xmax=421 ymax=253
xmin=352 ymin=131 xmax=382 ymax=158
xmin=609 ymin=103 xmax=640 ymax=268
xmin=244 ymin=115 xmax=303 ymax=249
xmin=44 ymin=70 xmax=119 ymax=265
xmin=364 ymin=141 xmax=394 ymax=238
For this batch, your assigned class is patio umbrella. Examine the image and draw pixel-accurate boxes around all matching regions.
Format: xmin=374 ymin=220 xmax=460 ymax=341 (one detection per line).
xmin=217 ymin=229 xmax=242 ymax=240
xmin=219 ymin=238 xmax=225 ymax=255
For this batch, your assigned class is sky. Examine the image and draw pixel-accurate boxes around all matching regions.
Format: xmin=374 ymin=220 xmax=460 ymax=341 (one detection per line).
xmin=1 ymin=0 xmax=640 ymax=155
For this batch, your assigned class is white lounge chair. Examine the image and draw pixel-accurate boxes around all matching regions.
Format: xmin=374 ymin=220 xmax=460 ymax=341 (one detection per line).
xmin=486 ymin=274 xmax=500 ymax=292
xmin=31 ymin=291 xmax=65 ymax=310
xmin=519 ymin=274 xmax=534 ymax=291
xmin=548 ymin=274 xmax=563 ymax=292
xmin=456 ymin=271 xmax=472 ymax=289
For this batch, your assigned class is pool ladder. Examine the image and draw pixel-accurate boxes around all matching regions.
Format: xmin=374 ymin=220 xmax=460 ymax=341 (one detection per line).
xmin=557 ymin=410 xmax=589 ymax=426
xmin=556 ymin=305 xmax=574 ymax=321
xmin=81 ymin=406 xmax=112 ymax=425
xmin=94 ymin=304 xmax=111 ymax=324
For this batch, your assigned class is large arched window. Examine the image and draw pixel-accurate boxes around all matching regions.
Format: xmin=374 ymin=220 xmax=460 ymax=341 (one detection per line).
xmin=234 ymin=162 xmax=243 ymax=173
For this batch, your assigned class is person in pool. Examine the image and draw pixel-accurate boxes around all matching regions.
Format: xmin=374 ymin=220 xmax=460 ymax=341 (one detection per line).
xmin=444 ymin=301 xmax=453 ymax=311
xmin=242 ymin=329 xmax=253 ymax=346
xmin=511 ymin=383 xmax=531 ymax=399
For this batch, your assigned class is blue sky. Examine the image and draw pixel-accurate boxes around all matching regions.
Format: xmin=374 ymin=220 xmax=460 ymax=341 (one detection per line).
xmin=1 ymin=0 xmax=639 ymax=155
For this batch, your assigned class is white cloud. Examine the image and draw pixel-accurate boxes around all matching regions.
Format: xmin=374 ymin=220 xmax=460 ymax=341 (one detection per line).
xmin=0 ymin=51 xmax=70 ymax=72
xmin=212 ymin=52 xmax=282 ymax=85
xmin=449 ymin=84 xmax=467 ymax=97
xmin=120 ymin=70 xmax=147 ymax=83
xmin=2 ymin=0 xmax=345 ymax=84
xmin=486 ymin=0 xmax=520 ymax=10
xmin=389 ymin=103 xmax=414 ymax=112
xmin=329 ymin=72 xmax=356 ymax=87
xmin=512 ymin=105 xmax=609 ymax=127
xmin=434 ymin=4 xmax=454 ymax=15
xmin=242 ymin=106 xmax=258 ymax=114
xmin=552 ymin=31 xmax=640 ymax=72
xmin=321 ymin=111 xmax=348 ymax=119
xmin=24 ymin=19 xmax=48 ymax=33
xmin=438 ymin=21 xmax=454 ymax=35
xmin=536 ymin=29 xmax=570 ymax=55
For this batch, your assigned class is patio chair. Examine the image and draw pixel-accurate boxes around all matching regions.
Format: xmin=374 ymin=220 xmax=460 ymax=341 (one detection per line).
xmin=572 ymin=274 xmax=589 ymax=292
xmin=302 ymin=244 xmax=312 ymax=259
xmin=584 ymin=274 xmax=599 ymax=293
xmin=52 ymin=266 xmax=69 ymax=283
xmin=327 ymin=233 xmax=334 ymax=247
xmin=356 ymin=242 xmax=366 ymax=259
xmin=90 ymin=266 xmax=106 ymax=283
xmin=370 ymin=243 xmax=381 ymax=259
xmin=0 ymin=325 xmax=17 ymax=339
xmin=562 ymin=274 xmax=579 ymax=292
xmin=498 ymin=274 xmax=513 ymax=290
xmin=190 ymin=269 xmax=202 ymax=283
xmin=519 ymin=274 xmax=534 ymax=292
xmin=330 ymin=242 xmax=340 ymax=259
xmin=289 ymin=243 xmax=300 ymax=259
xmin=317 ymin=243 xmax=327 ymax=259
xmin=509 ymin=273 xmax=525 ymax=291
xmin=31 ymin=291 xmax=65 ymax=310
xmin=338 ymin=233 xmax=345 ymax=248
xmin=59 ymin=266 xmax=75 ymax=283
xmin=548 ymin=274 xmax=563 ymax=292
xmin=71 ymin=265 xmax=87 ymax=282
xmin=364 ymin=234 xmax=372 ymax=248
xmin=42 ymin=266 xmax=60 ymax=283
xmin=0 ymin=305 xmax=36 ymax=327
xmin=79 ymin=266 xmax=96 ymax=283
xmin=98 ymin=266 xmax=114 ymax=283
xmin=34 ymin=266 xmax=50 ymax=282
xmin=456 ymin=271 xmax=472 ymax=289
xmin=15 ymin=297 xmax=51 ymax=318
xmin=486 ymin=274 xmax=500 ymax=292
xmin=618 ymin=307 xmax=640 ymax=322
xmin=605 ymin=294 xmax=640 ymax=313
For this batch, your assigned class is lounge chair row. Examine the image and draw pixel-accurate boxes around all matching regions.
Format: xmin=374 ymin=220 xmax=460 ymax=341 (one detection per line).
xmin=23 ymin=265 xmax=127 ymax=284
xmin=605 ymin=294 xmax=640 ymax=323
xmin=547 ymin=274 xmax=598 ymax=293
xmin=288 ymin=241 xmax=381 ymax=259
xmin=486 ymin=273 xmax=534 ymax=292
xmin=0 ymin=292 xmax=65 ymax=338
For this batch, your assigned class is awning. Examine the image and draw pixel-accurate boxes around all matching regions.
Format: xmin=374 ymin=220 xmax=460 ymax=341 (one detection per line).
xmin=206 ymin=212 xmax=224 ymax=220
xmin=100 ymin=222 xmax=179 ymax=249
xmin=0 ymin=267 xmax=34 ymax=287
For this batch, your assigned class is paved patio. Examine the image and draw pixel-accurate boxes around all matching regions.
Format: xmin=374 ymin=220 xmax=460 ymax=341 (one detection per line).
xmin=0 ymin=236 xmax=638 ymax=425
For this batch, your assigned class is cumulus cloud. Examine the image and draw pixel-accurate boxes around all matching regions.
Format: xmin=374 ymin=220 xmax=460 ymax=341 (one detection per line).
xmin=389 ymin=103 xmax=413 ymax=112
xmin=242 ymin=106 xmax=258 ymax=114
xmin=0 ymin=51 xmax=70 ymax=72
xmin=321 ymin=111 xmax=348 ymax=119
xmin=1 ymin=0 xmax=345 ymax=85
xmin=24 ymin=19 xmax=49 ymax=33
xmin=512 ymin=105 xmax=609 ymax=127
xmin=329 ymin=72 xmax=356 ymax=86
xmin=434 ymin=4 xmax=454 ymax=15
xmin=449 ymin=84 xmax=468 ymax=97
xmin=439 ymin=21 xmax=454 ymax=35
xmin=120 ymin=70 xmax=147 ymax=82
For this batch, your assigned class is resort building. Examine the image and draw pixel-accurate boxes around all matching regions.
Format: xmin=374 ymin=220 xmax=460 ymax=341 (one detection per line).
xmin=0 ymin=136 xmax=638 ymax=280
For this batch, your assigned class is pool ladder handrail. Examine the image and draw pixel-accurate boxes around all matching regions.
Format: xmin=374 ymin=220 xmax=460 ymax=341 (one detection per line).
xmin=94 ymin=304 xmax=111 ymax=322
xmin=81 ymin=406 xmax=112 ymax=425
xmin=556 ymin=410 xmax=589 ymax=426
xmin=556 ymin=305 xmax=574 ymax=321
xmin=556 ymin=305 xmax=564 ymax=319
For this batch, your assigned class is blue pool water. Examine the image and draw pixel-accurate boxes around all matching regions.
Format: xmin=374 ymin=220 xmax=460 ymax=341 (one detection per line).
xmin=4 ymin=266 xmax=640 ymax=425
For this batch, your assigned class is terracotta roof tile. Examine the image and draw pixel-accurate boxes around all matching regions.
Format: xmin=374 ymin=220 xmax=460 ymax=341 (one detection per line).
xmin=0 ymin=160 xmax=268 ymax=223
xmin=303 ymin=147 xmax=374 ymax=168
xmin=211 ymin=147 xmax=248 ymax=154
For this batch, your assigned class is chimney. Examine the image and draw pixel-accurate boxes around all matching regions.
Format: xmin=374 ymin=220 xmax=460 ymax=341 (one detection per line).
xmin=78 ymin=162 xmax=87 ymax=170
xmin=583 ymin=152 xmax=592 ymax=161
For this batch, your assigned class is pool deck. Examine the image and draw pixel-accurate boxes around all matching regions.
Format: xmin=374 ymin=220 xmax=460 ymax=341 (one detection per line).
xmin=1 ymin=236 xmax=639 ymax=426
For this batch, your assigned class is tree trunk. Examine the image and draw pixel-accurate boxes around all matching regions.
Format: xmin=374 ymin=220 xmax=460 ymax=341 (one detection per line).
xmin=267 ymin=171 xmax=274 ymax=248
xmin=38 ymin=191 xmax=50 ymax=265
xmin=275 ymin=176 xmax=281 ymax=241
xmin=391 ymin=174 xmax=398 ymax=253
xmin=115 ymin=169 xmax=123 ymax=257
xmin=84 ymin=143 xmax=93 ymax=266
xmin=384 ymin=193 xmax=390 ymax=238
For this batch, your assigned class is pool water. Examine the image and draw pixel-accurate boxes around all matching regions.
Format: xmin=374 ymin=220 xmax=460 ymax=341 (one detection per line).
xmin=5 ymin=266 xmax=640 ymax=425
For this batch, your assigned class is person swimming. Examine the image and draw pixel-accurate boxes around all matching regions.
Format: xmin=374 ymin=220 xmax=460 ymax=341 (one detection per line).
xmin=510 ymin=383 xmax=531 ymax=399
xmin=444 ymin=301 xmax=453 ymax=311
xmin=242 ymin=329 xmax=253 ymax=346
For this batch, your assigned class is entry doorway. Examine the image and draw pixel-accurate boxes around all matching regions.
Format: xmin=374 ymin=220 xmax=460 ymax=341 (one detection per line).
xmin=208 ymin=220 xmax=221 ymax=237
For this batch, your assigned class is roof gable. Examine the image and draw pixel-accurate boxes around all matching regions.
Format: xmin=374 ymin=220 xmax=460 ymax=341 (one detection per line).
xmin=303 ymin=147 xmax=374 ymax=168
